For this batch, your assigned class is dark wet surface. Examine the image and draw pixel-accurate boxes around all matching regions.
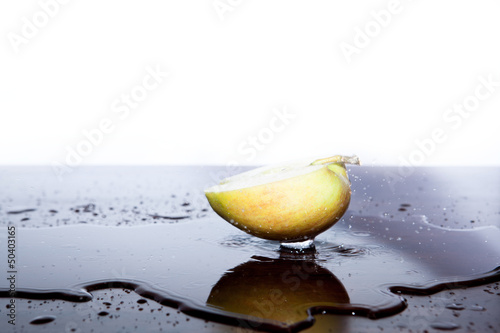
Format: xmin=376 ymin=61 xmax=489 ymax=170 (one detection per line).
xmin=0 ymin=166 xmax=499 ymax=332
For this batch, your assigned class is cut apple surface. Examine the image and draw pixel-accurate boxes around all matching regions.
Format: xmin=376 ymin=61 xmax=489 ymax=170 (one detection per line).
xmin=204 ymin=155 xmax=360 ymax=243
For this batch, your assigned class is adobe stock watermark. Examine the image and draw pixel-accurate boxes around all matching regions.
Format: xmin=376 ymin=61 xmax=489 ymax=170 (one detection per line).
xmin=51 ymin=64 xmax=168 ymax=181
xmin=235 ymin=260 xmax=319 ymax=332
xmin=192 ymin=105 xmax=296 ymax=210
xmin=385 ymin=73 xmax=499 ymax=191
xmin=212 ymin=0 xmax=243 ymax=21
xmin=208 ymin=105 xmax=296 ymax=184
xmin=7 ymin=0 xmax=71 ymax=54
xmin=339 ymin=0 xmax=413 ymax=64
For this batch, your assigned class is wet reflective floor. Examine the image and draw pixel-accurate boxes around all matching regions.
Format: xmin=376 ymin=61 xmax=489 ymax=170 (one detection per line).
xmin=0 ymin=166 xmax=499 ymax=332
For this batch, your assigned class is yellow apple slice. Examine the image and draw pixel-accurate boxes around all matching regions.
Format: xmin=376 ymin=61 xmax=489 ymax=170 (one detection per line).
xmin=204 ymin=155 xmax=360 ymax=244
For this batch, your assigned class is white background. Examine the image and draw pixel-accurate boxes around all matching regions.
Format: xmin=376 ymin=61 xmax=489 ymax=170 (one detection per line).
xmin=1 ymin=0 xmax=499 ymax=168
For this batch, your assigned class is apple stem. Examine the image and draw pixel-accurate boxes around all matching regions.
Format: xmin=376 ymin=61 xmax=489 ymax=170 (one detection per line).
xmin=311 ymin=155 xmax=361 ymax=166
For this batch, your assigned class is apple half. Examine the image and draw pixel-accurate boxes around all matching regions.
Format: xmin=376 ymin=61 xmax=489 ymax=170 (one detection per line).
xmin=204 ymin=155 xmax=360 ymax=244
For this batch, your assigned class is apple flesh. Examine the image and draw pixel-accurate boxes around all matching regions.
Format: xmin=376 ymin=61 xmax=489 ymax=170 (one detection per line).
xmin=204 ymin=155 xmax=360 ymax=243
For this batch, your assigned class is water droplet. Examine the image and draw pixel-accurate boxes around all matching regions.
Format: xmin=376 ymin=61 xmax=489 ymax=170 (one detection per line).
xmin=30 ymin=315 xmax=56 ymax=325
xmin=352 ymin=231 xmax=371 ymax=237
xmin=470 ymin=305 xmax=486 ymax=311
xmin=445 ymin=303 xmax=465 ymax=311
xmin=429 ymin=321 xmax=460 ymax=330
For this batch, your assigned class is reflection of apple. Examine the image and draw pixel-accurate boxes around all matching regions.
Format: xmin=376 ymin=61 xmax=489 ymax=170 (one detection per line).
xmin=205 ymin=155 xmax=360 ymax=243
xmin=207 ymin=255 xmax=350 ymax=328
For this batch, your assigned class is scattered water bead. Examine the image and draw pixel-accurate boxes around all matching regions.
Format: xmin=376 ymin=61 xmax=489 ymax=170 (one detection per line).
xmin=445 ymin=303 xmax=465 ymax=311
xmin=470 ymin=305 xmax=486 ymax=311
xmin=429 ymin=321 xmax=461 ymax=330
xmin=29 ymin=315 xmax=56 ymax=325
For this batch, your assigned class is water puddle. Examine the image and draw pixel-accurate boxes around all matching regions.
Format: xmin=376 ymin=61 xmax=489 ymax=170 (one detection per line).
xmin=1 ymin=214 xmax=499 ymax=332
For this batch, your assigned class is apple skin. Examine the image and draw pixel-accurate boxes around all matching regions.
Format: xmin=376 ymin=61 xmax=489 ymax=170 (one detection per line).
xmin=205 ymin=163 xmax=351 ymax=242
